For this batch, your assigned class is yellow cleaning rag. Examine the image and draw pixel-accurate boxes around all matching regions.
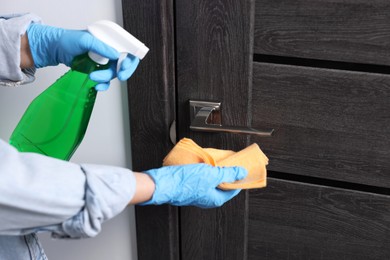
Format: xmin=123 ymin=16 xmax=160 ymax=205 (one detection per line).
xmin=163 ymin=138 xmax=268 ymax=190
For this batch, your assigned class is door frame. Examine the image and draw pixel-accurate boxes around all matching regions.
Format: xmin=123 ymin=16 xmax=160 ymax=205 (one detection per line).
xmin=122 ymin=1 xmax=179 ymax=259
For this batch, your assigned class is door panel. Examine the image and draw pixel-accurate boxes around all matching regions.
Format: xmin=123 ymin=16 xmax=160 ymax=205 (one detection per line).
xmin=254 ymin=0 xmax=390 ymax=65
xmin=175 ymin=1 xmax=255 ymax=259
xmin=180 ymin=193 xmax=248 ymax=260
xmin=251 ymin=62 xmax=390 ymax=188
xmin=248 ymin=178 xmax=390 ymax=259
xmin=176 ymin=0 xmax=254 ymax=147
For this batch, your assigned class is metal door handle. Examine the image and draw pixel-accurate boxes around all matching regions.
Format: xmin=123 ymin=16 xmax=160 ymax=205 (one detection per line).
xmin=189 ymin=100 xmax=274 ymax=136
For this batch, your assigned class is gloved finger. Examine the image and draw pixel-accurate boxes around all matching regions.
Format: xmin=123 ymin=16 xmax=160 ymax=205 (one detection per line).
xmin=217 ymin=166 xmax=248 ymax=184
xmin=94 ymin=82 xmax=110 ymax=91
xmin=81 ymin=32 xmax=119 ymax=60
xmin=119 ymin=54 xmax=138 ymax=70
xmin=202 ymin=189 xmax=242 ymax=208
xmin=117 ymin=56 xmax=140 ymax=81
xmin=89 ymin=68 xmax=116 ymax=82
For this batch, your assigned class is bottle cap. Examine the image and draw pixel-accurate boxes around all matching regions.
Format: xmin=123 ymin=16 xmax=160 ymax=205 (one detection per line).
xmin=87 ymin=20 xmax=149 ymax=65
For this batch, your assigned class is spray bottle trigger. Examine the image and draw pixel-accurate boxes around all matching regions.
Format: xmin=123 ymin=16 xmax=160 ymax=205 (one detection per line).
xmin=88 ymin=51 xmax=109 ymax=65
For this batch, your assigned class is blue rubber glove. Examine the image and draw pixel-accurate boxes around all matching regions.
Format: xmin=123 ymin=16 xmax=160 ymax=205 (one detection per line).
xmin=141 ymin=164 xmax=248 ymax=208
xmin=89 ymin=54 xmax=139 ymax=91
xmin=27 ymin=22 xmax=140 ymax=91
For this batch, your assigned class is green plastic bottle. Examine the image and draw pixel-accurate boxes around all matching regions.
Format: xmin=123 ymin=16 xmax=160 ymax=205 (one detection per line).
xmin=9 ymin=20 xmax=149 ymax=160
xmin=10 ymin=54 xmax=106 ymax=160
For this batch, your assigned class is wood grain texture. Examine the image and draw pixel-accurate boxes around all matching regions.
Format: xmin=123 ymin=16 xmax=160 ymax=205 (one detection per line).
xmin=175 ymin=0 xmax=254 ymax=259
xmin=176 ymin=0 xmax=254 ymax=149
xmin=248 ymin=178 xmax=390 ymax=259
xmin=122 ymin=1 xmax=179 ymax=260
xmin=180 ymin=192 xmax=248 ymax=260
xmin=254 ymin=0 xmax=390 ymax=66
xmin=251 ymin=62 xmax=390 ymax=188
xmin=123 ymin=0 xmax=176 ymax=171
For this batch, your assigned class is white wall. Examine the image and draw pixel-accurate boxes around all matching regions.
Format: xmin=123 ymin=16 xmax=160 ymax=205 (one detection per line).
xmin=0 ymin=1 xmax=137 ymax=259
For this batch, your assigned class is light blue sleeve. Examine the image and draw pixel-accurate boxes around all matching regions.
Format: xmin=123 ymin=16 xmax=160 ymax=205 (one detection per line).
xmin=0 ymin=13 xmax=40 ymax=86
xmin=0 ymin=139 xmax=136 ymax=238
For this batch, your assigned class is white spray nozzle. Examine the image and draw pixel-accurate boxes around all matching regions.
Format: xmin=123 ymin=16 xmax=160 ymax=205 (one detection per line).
xmin=87 ymin=20 xmax=149 ymax=66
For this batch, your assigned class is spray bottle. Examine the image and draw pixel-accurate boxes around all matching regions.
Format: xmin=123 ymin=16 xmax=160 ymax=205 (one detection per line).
xmin=9 ymin=20 xmax=149 ymax=160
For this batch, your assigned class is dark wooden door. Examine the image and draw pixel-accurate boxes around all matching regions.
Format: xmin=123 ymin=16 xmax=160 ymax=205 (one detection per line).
xmin=123 ymin=0 xmax=390 ymax=259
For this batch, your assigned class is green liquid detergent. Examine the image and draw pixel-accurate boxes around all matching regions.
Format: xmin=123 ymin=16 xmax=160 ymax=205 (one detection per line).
xmin=10 ymin=54 xmax=107 ymax=160
xmin=9 ymin=20 xmax=148 ymax=161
